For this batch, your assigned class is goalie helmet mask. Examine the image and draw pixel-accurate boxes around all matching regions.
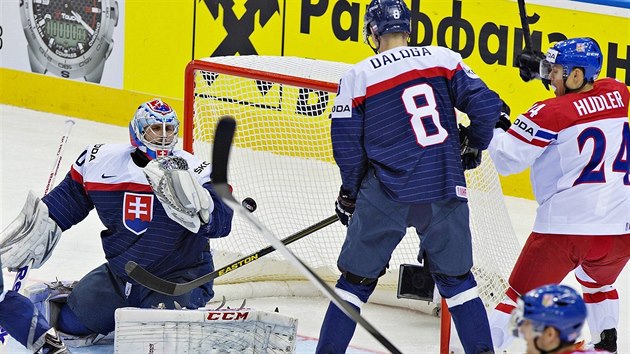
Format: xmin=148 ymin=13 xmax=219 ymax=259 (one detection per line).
xmin=363 ymin=0 xmax=411 ymax=52
xmin=130 ymin=99 xmax=180 ymax=159
xmin=511 ymin=284 xmax=586 ymax=344
xmin=539 ymin=37 xmax=602 ymax=91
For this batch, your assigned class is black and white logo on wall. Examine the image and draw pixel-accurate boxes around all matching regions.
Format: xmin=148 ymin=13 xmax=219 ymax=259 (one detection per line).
xmin=200 ymin=0 xmax=280 ymax=56
xmin=0 ymin=0 xmax=125 ymax=87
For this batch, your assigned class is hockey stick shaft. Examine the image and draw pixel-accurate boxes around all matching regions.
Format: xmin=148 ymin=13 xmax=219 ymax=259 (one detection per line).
xmin=125 ymin=214 xmax=338 ymax=296
xmin=517 ymin=0 xmax=532 ymax=50
xmin=1 ymin=119 xmax=75 ymax=345
xmin=211 ymin=117 xmax=402 ymax=354
xmin=44 ymin=120 xmax=76 ymax=195
xmin=13 ymin=119 xmax=75 ymax=286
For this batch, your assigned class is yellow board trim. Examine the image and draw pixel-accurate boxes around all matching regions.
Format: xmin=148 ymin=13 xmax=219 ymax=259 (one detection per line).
xmin=0 ymin=68 xmax=182 ymax=128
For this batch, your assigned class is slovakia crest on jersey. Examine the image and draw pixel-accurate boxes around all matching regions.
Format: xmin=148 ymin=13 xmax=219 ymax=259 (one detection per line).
xmin=123 ymin=192 xmax=154 ymax=235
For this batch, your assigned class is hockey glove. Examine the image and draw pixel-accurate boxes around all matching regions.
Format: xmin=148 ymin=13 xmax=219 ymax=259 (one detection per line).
xmin=144 ymin=156 xmax=214 ymax=233
xmin=496 ymin=100 xmax=512 ymax=132
xmin=459 ymin=124 xmax=482 ymax=170
xmin=335 ymin=188 xmax=356 ymax=227
xmin=0 ymin=191 xmax=62 ymax=270
xmin=516 ymin=50 xmax=545 ymax=82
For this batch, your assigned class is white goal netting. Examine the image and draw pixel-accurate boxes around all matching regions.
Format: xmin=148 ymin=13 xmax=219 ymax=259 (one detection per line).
xmin=183 ymin=55 xmax=520 ymax=314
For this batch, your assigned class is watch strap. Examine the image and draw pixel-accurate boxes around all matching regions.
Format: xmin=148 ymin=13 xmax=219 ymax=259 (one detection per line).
xmin=26 ymin=45 xmax=46 ymax=75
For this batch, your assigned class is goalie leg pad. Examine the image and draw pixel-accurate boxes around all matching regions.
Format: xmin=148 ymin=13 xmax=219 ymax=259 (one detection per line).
xmin=115 ymin=307 xmax=298 ymax=353
xmin=0 ymin=191 xmax=62 ymax=269
xmin=0 ymin=290 xmax=50 ymax=350
xmin=25 ymin=281 xmax=76 ymax=330
xmin=25 ymin=281 xmax=107 ymax=347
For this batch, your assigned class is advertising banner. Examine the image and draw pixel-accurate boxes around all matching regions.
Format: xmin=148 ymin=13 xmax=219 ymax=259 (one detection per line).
xmin=191 ymin=0 xmax=629 ymax=198
xmin=0 ymin=0 xmax=125 ymax=87
xmin=193 ymin=0 xmax=629 ymax=113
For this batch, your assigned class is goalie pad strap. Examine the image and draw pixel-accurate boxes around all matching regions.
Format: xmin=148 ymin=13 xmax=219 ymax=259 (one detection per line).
xmin=0 ymin=191 xmax=62 ymax=269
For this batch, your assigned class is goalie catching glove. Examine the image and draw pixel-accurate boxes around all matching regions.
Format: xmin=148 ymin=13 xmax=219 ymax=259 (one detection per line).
xmin=143 ymin=156 xmax=214 ymax=233
xmin=0 ymin=191 xmax=62 ymax=270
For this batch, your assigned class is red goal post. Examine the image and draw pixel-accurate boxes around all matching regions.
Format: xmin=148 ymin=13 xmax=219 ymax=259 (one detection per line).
xmin=183 ymin=55 xmax=520 ymax=350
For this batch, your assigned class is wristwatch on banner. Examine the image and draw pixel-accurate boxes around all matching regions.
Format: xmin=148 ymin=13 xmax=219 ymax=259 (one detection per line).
xmin=20 ymin=0 xmax=119 ymax=83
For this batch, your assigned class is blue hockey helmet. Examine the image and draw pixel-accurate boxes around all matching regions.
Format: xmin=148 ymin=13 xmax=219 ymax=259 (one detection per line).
xmin=513 ymin=284 xmax=586 ymax=343
xmin=129 ymin=99 xmax=179 ymax=159
xmin=363 ymin=0 xmax=411 ymax=43
xmin=539 ymin=37 xmax=602 ymax=83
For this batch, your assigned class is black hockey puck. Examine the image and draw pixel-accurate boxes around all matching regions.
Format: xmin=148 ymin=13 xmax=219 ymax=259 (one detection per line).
xmin=242 ymin=197 xmax=257 ymax=213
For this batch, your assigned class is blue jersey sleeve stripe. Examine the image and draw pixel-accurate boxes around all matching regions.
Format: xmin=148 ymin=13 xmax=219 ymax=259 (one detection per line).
xmin=535 ymin=130 xmax=558 ymax=141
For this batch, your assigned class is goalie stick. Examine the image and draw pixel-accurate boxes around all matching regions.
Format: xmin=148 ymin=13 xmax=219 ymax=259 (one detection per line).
xmin=0 ymin=119 xmax=75 ymax=345
xmin=125 ymin=213 xmax=338 ymax=296
xmin=211 ymin=116 xmax=402 ymax=354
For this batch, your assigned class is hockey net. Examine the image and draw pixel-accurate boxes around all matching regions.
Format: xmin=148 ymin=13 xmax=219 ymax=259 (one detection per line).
xmin=183 ymin=55 xmax=520 ymax=315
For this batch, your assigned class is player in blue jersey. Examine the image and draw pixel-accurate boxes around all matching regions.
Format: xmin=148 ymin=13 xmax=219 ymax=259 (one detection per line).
xmin=511 ymin=284 xmax=612 ymax=354
xmin=316 ymin=1 xmax=504 ymax=353
xmin=0 ymin=99 xmax=234 ymax=349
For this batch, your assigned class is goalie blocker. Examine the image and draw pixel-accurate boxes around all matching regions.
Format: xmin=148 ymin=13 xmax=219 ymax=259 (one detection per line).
xmin=114 ymin=307 xmax=298 ymax=354
xmin=0 ymin=191 xmax=62 ymax=271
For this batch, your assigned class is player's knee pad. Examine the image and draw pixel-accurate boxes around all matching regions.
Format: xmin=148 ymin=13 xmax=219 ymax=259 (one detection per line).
xmin=341 ymin=267 xmax=386 ymax=286
xmin=341 ymin=271 xmax=379 ymax=286
xmin=433 ymin=271 xmax=477 ymax=299
xmin=337 ymin=270 xmax=383 ymax=306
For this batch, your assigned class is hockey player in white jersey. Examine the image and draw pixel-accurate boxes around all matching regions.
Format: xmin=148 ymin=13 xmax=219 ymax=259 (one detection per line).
xmin=488 ymin=37 xmax=630 ymax=352
xmin=511 ymin=284 xmax=613 ymax=354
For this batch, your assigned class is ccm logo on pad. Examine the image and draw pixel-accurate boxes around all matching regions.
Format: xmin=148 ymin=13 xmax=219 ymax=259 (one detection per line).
xmin=207 ymin=311 xmax=250 ymax=321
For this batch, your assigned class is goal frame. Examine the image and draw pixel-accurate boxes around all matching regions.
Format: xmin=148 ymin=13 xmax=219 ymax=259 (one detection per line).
xmin=184 ymin=59 xmax=339 ymax=154
xmin=182 ymin=56 xmax=520 ymax=353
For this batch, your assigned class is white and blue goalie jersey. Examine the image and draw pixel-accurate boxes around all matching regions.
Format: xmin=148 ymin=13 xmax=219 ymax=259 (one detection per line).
xmin=41 ymin=144 xmax=234 ymax=284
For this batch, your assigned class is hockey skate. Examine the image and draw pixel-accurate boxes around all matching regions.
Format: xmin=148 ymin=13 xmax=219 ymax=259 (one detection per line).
xmin=37 ymin=328 xmax=71 ymax=354
xmin=594 ymin=328 xmax=617 ymax=353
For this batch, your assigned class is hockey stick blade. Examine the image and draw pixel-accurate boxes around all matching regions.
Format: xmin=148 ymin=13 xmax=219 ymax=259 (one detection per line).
xmin=210 ymin=117 xmax=402 ymax=354
xmin=124 ymin=214 xmax=338 ymax=296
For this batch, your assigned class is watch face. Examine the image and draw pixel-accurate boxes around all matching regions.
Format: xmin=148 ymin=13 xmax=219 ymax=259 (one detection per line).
xmin=20 ymin=0 xmax=118 ymax=81
xmin=32 ymin=0 xmax=103 ymax=59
